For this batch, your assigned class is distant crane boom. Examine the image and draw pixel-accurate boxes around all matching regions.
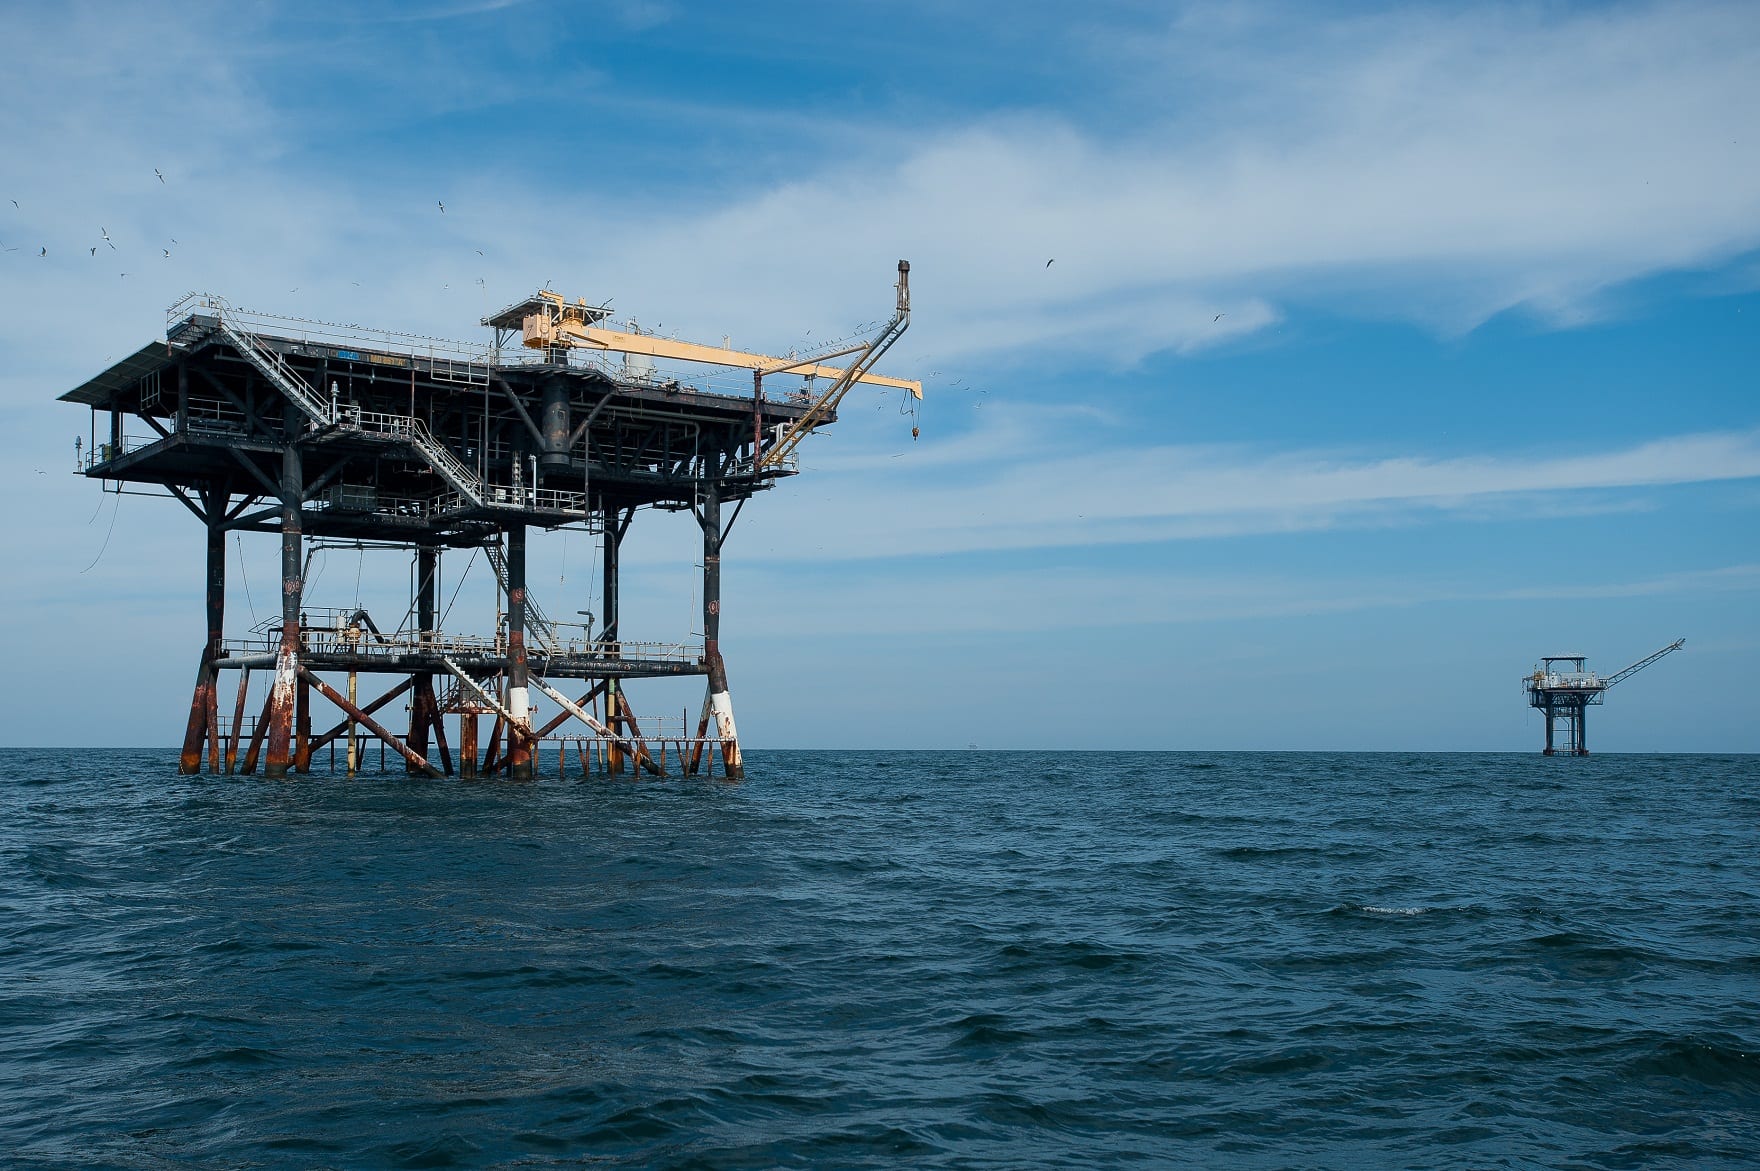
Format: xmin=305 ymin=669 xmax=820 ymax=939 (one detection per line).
xmin=1603 ymin=638 xmax=1685 ymax=688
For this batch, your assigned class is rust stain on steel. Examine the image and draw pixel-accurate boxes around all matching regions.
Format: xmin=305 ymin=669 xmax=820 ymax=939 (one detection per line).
xmin=179 ymin=662 xmax=211 ymax=775
xmin=240 ymin=691 xmax=275 ymax=775
xmin=226 ymin=668 xmax=251 ymax=774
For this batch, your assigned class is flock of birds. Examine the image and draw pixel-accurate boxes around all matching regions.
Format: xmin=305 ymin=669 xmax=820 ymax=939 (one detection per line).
xmin=3 ymin=169 xmax=181 ymax=276
xmin=2 ymin=173 xmax=467 ymax=286
xmin=8 ymin=179 xmax=1228 ymax=450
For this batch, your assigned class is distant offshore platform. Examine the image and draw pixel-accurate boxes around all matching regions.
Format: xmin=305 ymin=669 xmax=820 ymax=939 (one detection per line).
xmin=1523 ymin=639 xmax=1684 ymax=755
xmin=60 ymin=265 xmax=917 ymax=780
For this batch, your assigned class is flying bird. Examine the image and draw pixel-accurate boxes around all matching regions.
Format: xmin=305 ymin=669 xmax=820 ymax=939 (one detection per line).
xmin=90 ymin=247 xmax=96 ymax=256
xmin=0 ymin=242 xmax=16 ymax=253
xmin=100 ymin=228 xmax=115 ymax=250
xmin=162 ymin=249 xmax=170 ymax=258
xmin=9 ymin=200 xmax=17 ymax=209
xmin=474 ymin=249 xmax=484 ymax=256
xmin=155 ymin=168 xmax=165 ymax=183
xmin=1045 ymin=258 xmax=1054 ymax=267
xmin=437 ymin=200 xmax=445 ymax=213
xmin=1213 ymin=313 xmax=1225 ymax=323
xmin=39 ymin=247 xmax=46 ymax=256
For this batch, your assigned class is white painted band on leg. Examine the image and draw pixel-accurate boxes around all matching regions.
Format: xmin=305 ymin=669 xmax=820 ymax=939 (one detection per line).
xmin=709 ymin=690 xmax=739 ymax=741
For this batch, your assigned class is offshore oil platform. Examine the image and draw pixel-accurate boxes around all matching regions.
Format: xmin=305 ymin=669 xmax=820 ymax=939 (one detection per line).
xmin=1523 ymin=639 xmax=1684 ymax=755
xmin=60 ymin=264 xmax=917 ymax=780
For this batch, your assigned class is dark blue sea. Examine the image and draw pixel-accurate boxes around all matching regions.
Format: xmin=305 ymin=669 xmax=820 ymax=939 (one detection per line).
xmin=2 ymin=750 xmax=1757 ymax=1169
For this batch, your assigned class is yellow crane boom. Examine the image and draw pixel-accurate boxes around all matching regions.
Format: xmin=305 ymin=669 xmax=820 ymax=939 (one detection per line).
xmin=497 ymin=262 xmax=917 ymax=470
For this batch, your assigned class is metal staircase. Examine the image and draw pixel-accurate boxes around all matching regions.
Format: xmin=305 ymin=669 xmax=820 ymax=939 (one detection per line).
xmin=342 ymin=411 xmax=492 ymax=509
xmin=403 ymin=415 xmax=490 ymax=509
xmin=485 ymin=543 xmax=560 ymax=651
xmin=214 ymin=316 xmax=334 ymax=427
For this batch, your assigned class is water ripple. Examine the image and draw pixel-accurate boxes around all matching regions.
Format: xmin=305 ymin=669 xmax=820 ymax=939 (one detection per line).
xmin=1 ymin=749 xmax=1756 ymax=1168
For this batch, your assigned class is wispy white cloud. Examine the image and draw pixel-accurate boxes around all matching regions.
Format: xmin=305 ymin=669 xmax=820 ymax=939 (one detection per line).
xmin=720 ymin=558 xmax=1760 ymax=637
xmin=562 ymin=0 xmax=1760 ymax=361
xmin=727 ymin=418 xmax=1760 ymax=560
xmin=6 ymin=2 xmax=1757 ymax=374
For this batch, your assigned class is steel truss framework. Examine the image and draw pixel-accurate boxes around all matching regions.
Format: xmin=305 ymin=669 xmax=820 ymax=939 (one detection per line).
xmin=61 ymin=303 xmax=828 ymax=780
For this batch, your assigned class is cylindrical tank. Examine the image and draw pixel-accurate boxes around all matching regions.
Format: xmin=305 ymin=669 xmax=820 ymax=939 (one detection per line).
xmin=539 ymin=381 xmax=569 ymax=471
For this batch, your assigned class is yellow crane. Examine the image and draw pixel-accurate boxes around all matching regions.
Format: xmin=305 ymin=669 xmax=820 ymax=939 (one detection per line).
xmin=497 ymin=262 xmax=918 ymax=470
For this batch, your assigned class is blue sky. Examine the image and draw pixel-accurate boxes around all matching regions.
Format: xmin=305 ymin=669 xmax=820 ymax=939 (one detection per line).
xmin=1 ymin=0 xmax=1756 ymax=750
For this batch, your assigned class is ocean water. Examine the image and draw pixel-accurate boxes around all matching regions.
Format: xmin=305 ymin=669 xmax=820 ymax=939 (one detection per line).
xmin=1 ymin=749 xmax=1756 ymax=1169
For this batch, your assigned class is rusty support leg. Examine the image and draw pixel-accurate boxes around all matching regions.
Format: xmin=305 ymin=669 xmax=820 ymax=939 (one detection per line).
xmin=241 ymin=691 xmax=274 ymax=775
xmin=180 ymin=503 xmax=227 ymax=774
xmin=408 ymin=547 xmax=437 ymax=773
xmin=294 ymin=674 xmax=312 ymax=773
xmin=298 ymin=668 xmax=442 ymax=778
xmin=699 ymin=481 xmax=743 ymax=779
xmin=483 ymin=714 xmax=505 ymax=774
xmin=226 ymin=668 xmax=250 ymax=773
xmin=460 ymin=713 xmax=479 ymax=779
xmin=617 ymin=689 xmax=663 ymax=777
xmin=687 ymin=691 xmax=712 ymax=776
xmin=178 ymin=653 xmax=213 ymax=776
xmin=429 ymin=687 xmax=453 ymax=775
xmin=265 ymin=438 xmax=302 ymax=778
xmin=206 ymin=671 xmax=222 ymax=774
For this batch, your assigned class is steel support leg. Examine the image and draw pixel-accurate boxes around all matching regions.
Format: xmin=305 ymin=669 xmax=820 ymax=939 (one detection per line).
xmin=265 ymin=439 xmax=302 ymax=777
xmin=699 ymin=482 xmax=742 ymax=779
xmin=180 ymin=505 xmax=227 ymax=774
xmin=506 ymin=523 xmax=533 ymax=780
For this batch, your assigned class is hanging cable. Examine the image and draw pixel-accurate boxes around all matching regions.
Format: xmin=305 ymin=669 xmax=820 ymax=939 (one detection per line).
xmin=79 ymin=492 xmax=122 ymax=574
xmin=236 ymin=534 xmax=258 ymax=625
xmin=438 ymin=547 xmax=479 ymax=629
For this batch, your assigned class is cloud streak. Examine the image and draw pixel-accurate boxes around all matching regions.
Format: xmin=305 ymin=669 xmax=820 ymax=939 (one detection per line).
xmin=733 ymin=421 xmax=1760 ymax=560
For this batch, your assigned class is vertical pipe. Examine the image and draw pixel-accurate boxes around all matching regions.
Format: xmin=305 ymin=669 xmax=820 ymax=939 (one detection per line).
xmin=204 ymin=503 xmax=225 ymax=775
xmin=700 ymin=480 xmax=743 ymax=779
xmin=506 ymin=524 xmax=533 ymax=779
xmin=265 ymin=436 xmax=302 ymax=778
xmin=176 ymin=360 xmax=188 ymax=435
xmin=1577 ymin=705 xmax=1589 ymax=756
xmin=1543 ymin=700 xmax=1555 ymax=756
xmin=752 ymin=371 xmax=763 ymax=466
xmin=603 ymin=507 xmax=623 ymax=774
xmin=346 ymin=669 xmax=358 ymax=777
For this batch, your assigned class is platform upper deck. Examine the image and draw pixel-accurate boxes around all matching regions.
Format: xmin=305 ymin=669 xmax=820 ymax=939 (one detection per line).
xmin=62 ymin=297 xmax=831 ymax=544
